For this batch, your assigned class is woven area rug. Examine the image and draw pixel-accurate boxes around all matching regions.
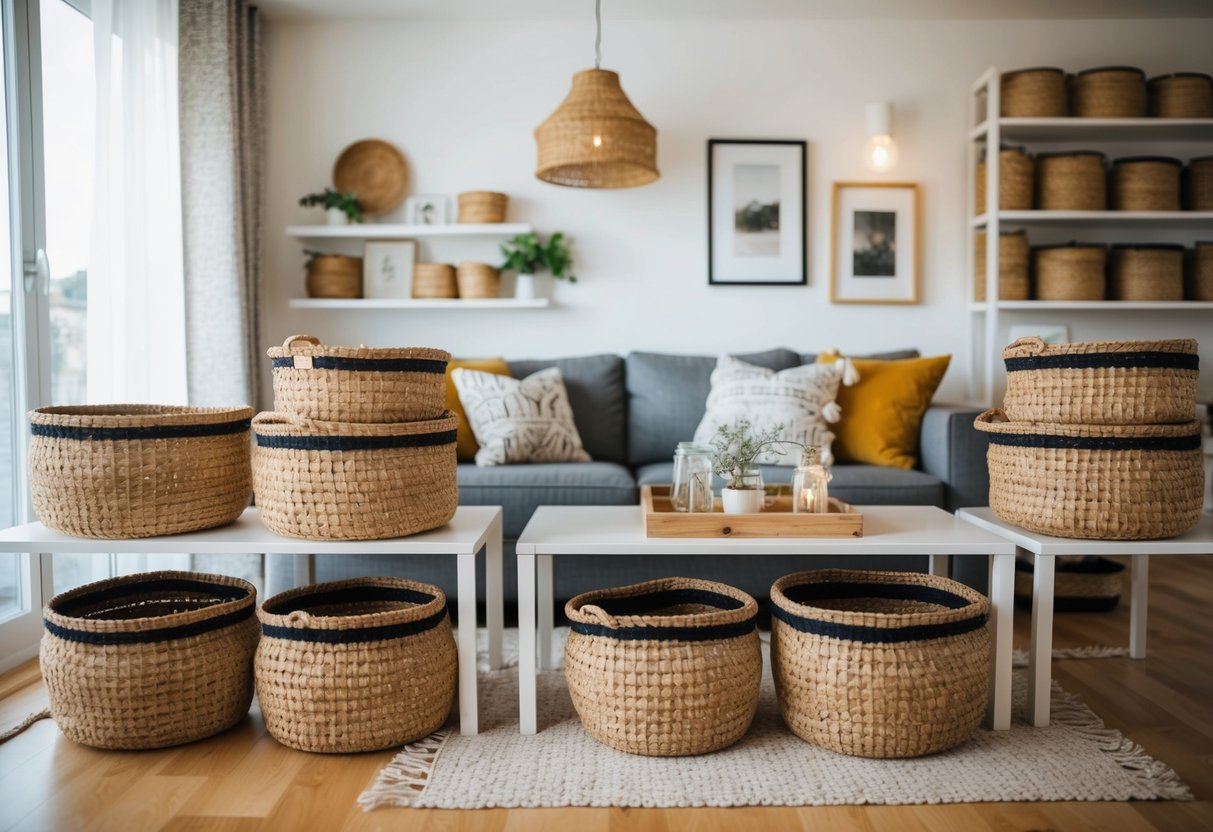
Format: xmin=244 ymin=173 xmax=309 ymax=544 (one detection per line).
xmin=358 ymin=630 xmax=1190 ymax=810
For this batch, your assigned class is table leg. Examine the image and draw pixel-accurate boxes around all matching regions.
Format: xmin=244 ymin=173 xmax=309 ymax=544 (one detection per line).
xmin=987 ymin=552 xmax=1014 ymax=731
xmin=928 ymin=554 xmax=949 ymax=577
xmin=518 ymin=552 xmax=537 ymax=735
xmin=485 ymin=513 xmax=504 ymax=671
xmin=1130 ymin=555 xmax=1149 ymax=660
xmin=456 ymin=551 xmax=478 ymax=736
xmin=537 ymin=555 xmax=554 ymax=671
xmin=1028 ymin=551 xmax=1055 ymax=727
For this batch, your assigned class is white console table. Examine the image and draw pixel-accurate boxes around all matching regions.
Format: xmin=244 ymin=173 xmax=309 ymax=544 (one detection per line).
xmin=0 ymin=506 xmax=504 ymax=736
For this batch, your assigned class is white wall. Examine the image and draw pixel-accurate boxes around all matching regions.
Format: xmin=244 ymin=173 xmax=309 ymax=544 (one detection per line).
xmin=263 ymin=16 xmax=1213 ymax=405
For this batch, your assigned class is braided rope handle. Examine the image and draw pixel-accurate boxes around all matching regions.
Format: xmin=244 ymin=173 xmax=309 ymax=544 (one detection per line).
xmin=974 ymin=407 xmax=1009 ymax=425
xmin=282 ymin=334 xmax=321 ymax=352
xmin=0 ymin=708 xmax=51 ymax=745
xmin=1003 ymin=336 xmax=1048 ymax=358
xmin=579 ymin=605 xmax=619 ymax=629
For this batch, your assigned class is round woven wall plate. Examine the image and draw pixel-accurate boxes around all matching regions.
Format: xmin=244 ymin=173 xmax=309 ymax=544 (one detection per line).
xmin=332 ymin=139 xmax=408 ymax=216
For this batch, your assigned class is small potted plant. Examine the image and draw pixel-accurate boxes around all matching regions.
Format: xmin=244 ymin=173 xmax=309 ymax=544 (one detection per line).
xmin=499 ymin=231 xmax=575 ymax=299
xmin=299 ymin=188 xmax=364 ymax=225
xmin=711 ymin=420 xmax=801 ymax=514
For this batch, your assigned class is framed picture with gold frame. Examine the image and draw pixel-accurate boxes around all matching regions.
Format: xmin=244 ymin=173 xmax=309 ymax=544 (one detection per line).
xmin=830 ymin=182 xmax=920 ymax=304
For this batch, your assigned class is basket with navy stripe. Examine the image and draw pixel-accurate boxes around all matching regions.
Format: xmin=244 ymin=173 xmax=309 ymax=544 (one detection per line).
xmin=267 ymin=334 xmax=450 ymax=423
xmin=28 ymin=404 xmax=254 ymax=539
xmin=1001 ymin=336 xmax=1198 ymax=425
xmin=563 ymin=577 xmax=762 ymax=757
xmin=40 ymin=571 xmax=258 ymax=750
xmin=770 ymin=569 xmax=990 ymax=759
xmin=255 ymin=577 xmax=456 ymax=753
xmin=251 ymin=410 xmax=457 ymax=540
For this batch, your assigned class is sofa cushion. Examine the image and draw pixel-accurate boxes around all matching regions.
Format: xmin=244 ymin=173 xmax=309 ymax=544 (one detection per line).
xmin=458 ymin=461 xmax=636 ymax=538
xmin=509 ymin=354 xmax=627 ymax=465
xmin=626 ymin=348 xmax=802 ymax=466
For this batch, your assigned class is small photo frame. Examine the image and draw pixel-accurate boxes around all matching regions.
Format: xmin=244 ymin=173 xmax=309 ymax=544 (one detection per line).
xmin=830 ymin=182 xmax=920 ymax=304
xmin=362 ymin=240 xmax=416 ymax=299
xmin=405 ymin=195 xmax=449 ymax=225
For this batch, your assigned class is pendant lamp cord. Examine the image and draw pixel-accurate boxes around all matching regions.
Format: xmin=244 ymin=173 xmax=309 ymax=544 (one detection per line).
xmin=594 ymin=0 xmax=602 ymax=69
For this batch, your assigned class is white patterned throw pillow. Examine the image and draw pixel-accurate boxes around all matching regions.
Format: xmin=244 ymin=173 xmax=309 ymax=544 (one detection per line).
xmin=451 ymin=366 xmax=592 ymax=466
xmin=692 ymin=355 xmax=848 ymax=466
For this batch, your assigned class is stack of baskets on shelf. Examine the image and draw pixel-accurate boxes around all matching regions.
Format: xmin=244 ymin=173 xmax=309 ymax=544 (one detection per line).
xmin=255 ymin=334 xmax=458 ymax=540
xmin=998 ymin=65 xmax=1213 ymax=118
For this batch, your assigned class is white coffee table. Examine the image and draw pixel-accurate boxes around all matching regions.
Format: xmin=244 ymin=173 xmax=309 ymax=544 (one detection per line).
xmin=0 ymin=505 xmax=505 ymax=736
xmin=515 ymin=505 xmax=1018 ymax=735
xmin=958 ymin=507 xmax=1213 ymax=727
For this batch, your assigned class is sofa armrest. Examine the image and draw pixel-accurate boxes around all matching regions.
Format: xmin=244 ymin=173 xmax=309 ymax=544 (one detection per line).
xmin=919 ymin=404 xmax=989 ymax=512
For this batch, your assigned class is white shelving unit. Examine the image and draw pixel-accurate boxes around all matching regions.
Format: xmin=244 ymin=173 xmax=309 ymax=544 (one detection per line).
xmin=966 ymin=66 xmax=1213 ymax=404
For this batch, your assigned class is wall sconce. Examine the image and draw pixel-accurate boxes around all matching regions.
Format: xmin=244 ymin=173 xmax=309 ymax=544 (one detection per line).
xmin=864 ymin=102 xmax=898 ymax=173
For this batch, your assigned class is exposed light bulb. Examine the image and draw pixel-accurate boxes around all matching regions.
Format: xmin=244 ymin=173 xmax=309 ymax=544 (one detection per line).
xmin=592 ymin=135 xmax=603 ymax=147
xmin=865 ymin=134 xmax=898 ymax=172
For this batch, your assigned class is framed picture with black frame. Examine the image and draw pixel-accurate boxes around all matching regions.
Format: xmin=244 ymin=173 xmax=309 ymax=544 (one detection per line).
xmin=707 ymin=139 xmax=807 ymax=286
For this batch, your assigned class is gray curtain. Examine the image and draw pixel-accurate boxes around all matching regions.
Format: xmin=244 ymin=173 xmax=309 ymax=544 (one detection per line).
xmin=178 ymin=0 xmax=263 ymax=407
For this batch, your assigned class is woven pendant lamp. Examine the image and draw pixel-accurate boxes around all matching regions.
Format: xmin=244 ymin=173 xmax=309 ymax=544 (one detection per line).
xmin=534 ymin=1 xmax=658 ymax=189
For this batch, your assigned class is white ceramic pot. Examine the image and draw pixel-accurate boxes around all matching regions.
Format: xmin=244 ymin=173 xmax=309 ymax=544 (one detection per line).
xmin=514 ymin=273 xmax=537 ymax=300
xmin=326 ymin=207 xmax=349 ymax=226
xmin=721 ymin=487 xmax=764 ymax=514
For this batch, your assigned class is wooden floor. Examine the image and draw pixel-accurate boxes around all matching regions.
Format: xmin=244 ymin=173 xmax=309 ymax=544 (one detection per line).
xmin=2 ymin=557 xmax=1212 ymax=832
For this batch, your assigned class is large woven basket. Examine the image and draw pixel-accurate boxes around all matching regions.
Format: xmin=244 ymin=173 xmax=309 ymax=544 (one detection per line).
xmin=252 ymin=411 xmax=457 ymax=540
xmin=975 ymin=146 xmax=1033 ymax=214
xmin=256 ymin=577 xmax=456 ymax=753
xmin=29 ymin=405 xmax=253 ymax=539
xmin=1111 ymin=157 xmax=1182 ymax=211
xmin=1037 ymin=151 xmax=1107 ymax=210
xmin=1110 ymin=244 xmax=1184 ymax=301
xmin=1014 ymin=556 xmax=1125 ymax=613
xmin=1186 ymin=156 xmax=1213 ymax=211
xmin=974 ymin=230 xmax=1029 ymax=301
xmin=40 ymin=571 xmax=258 ymax=749
xmin=975 ymin=408 xmax=1204 ymax=540
xmin=1148 ymin=73 xmax=1213 ymax=117
xmin=1002 ymin=336 xmax=1198 ymax=425
xmin=1032 ymin=243 xmax=1106 ymax=301
xmin=999 ymin=67 xmax=1067 ymax=117
xmin=267 ymin=334 xmax=449 ymax=423
xmin=1071 ymin=66 xmax=1146 ymax=117
xmin=564 ymin=577 xmax=761 ymax=757
xmin=770 ymin=569 xmax=990 ymax=759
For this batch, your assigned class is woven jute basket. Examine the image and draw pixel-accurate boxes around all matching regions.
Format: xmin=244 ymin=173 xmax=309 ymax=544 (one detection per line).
xmin=564 ymin=577 xmax=761 ymax=757
xmin=1071 ymin=66 xmax=1146 ymax=117
xmin=1190 ymin=242 xmax=1213 ymax=300
xmin=974 ymin=230 xmax=1029 ymax=301
xmin=1032 ymin=243 xmax=1106 ymax=301
xmin=267 ymin=334 xmax=448 ymax=423
xmin=1148 ymin=73 xmax=1213 ymax=117
xmin=40 ymin=571 xmax=258 ymax=749
xmin=1186 ymin=156 xmax=1213 ymax=211
xmin=1110 ymin=244 xmax=1184 ymax=301
xmin=975 ymin=146 xmax=1033 ymax=214
xmin=1001 ymin=336 xmax=1198 ymax=425
xmin=251 ymin=410 xmax=457 ymax=541
xmin=999 ymin=67 xmax=1067 ymax=117
xmin=1014 ymin=557 xmax=1125 ymax=613
xmin=455 ymin=261 xmax=501 ymax=299
xmin=975 ymin=408 xmax=1204 ymax=540
xmin=1037 ymin=151 xmax=1107 ymax=210
xmin=29 ymin=405 xmax=253 ymax=539
xmin=456 ymin=191 xmax=508 ymax=223
xmin=1111 ymin=157 xmax=1182 ymax=211
xmin=256 ymin=577 xmax=456 ymax=753
xmin=305 ymin=254 xmax=361 ymax=299
xmin=413 ymin=263 xmax=458 ymax=298
xmin=770 ymin=569 xmax=990 ymax=759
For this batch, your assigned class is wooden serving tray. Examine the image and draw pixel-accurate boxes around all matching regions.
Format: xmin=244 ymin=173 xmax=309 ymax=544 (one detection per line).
xmin=640 ymin=485 xmax=863 ymax=539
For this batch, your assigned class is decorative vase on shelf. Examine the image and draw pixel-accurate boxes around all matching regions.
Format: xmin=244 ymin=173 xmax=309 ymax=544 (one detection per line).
xmin=326 ymin=207 xmax=349 ymax=226
xmin=514 ymin=273 xmax=537 ymax=300
xmin=721 ymin=463 xmax=764 ymax=514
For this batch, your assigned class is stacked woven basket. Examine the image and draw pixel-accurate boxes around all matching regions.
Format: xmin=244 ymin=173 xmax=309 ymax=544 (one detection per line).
xmin=255 ymin=334 xmax=457 ymax=540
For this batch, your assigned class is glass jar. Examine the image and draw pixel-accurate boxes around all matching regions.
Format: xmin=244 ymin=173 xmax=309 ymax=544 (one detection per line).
xmin=671 ymin=442 xmax=715 ymax=513
xmin=792 ymin=449 xmax=831 ymax=513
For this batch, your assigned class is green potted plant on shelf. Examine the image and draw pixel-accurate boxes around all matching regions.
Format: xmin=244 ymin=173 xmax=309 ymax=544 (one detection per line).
xmin=499 ymin=231 xmax=576 ymax=299
xmin=299 ymin=188 xmax=364 ymax=225
xmin=711 ymin=420 xmax=801 ymax=514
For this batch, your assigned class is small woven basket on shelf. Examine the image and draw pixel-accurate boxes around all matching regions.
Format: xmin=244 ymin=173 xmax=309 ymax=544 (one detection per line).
xmin=256 ymin=577 xmax=457 ymax=753
xmin=770 ymin=569 xmax=990 ymax=759
xmin=999 ymin=67 xmax=1067 ymax=117
xmin=1190 ymin=242 xmax=1213 ymax=300
xmin=455 ymin=262 xmax=501 ymax=299
xmin=564 ymin=577 xmax=761 ymax=757
xmin=1071 ymin=66 xmax=1146 ymax=117
xmin=974 ymin=230 xmax=1029 ymax=301
xmin=305 ymin=254 xmax=362 ymax=299
xmin=1110 ymin=244 xmax=1184 ymax=301
xmin=267 ymin=334 xmax=449 ymax=423
xmin=1111 ymin=157 xmax=1182 ymax=211
xmin=1001 ymin=336 xmax=1198 ymax=425
xmin=29 ymin=405 xmax=253 ymax=539
xmin=1037 ymin=151 xmax=1107 ymax=210
xmin=456 ymin=191 xmax=508 ymax=223
xmin=975 ymin=408 xmax=1204 ymax=541
xmin=1032 ymin=243 xmax=1106 ymax=301
xmin=40 ymin=571 xmax=258 ymax=749
xmin=1014 ymin=557 xmax=1125 ymax=613
xmin=413 ymin=263 xmax=458 ymax=298
xmin=251 ymin=410 xmax=458 ymax=541
xmin=975 ymin=146 xmax=1033 ymax=214
xmin=1148 ymin=73 xmax=1213 ymax=117
xmin=1186 ymin=156 xmax=1213 ymax=211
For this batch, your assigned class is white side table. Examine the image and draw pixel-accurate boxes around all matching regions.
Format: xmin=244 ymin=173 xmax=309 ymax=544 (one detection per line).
xmin=958 ymin=507 xmax=1213 ymax=727
xmin=0 ymin=506 xmax=505 ymax=736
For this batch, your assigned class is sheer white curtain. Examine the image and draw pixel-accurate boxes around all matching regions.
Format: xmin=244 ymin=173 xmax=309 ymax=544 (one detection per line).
xmin=87 ymin=0 xmax=186 ymax=404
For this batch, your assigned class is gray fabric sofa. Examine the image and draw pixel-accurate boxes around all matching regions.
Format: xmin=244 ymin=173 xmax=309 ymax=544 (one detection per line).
xmin=280 ymin=348 xmax=990 ymax=605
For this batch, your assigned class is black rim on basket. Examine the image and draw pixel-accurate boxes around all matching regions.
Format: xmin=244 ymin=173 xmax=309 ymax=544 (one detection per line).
xmin=271 ymin=355 xmax=448 ymax=374
xmin=31 ymin=419 xmax=251 ymax=441
xmin=1005 ymin=351 xmax=1199 ymax=373
xmin=261 ymin=583 xmax=448 ymax=644
xmin=253 ymin=428 xmax=457 ymax=452
xmin=985 ymin=431 xmax=1201 ymax=452
xmin=569 ymin=586 xmax=757 ymax=642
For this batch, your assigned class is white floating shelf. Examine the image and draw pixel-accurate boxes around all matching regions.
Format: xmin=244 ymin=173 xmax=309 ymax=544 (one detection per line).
xmin=970 ymin=211 xmax=1213 ymax=229
xmin=970 ymin=118 xmax=1213 ymax=143
xmin=969 ymin=300 xmax=1213 ymax=312
xmin=289 ymin=298 xmax=550 ymax=310
xmin=286 ymin=223 xmax=532 ymax=239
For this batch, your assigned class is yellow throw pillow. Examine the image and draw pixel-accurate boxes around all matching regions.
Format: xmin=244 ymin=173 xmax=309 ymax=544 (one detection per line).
xmin=816 ymin=352 xmax=951 ymax=469
xmin=446 ymin=358 xmax=511 ymax=461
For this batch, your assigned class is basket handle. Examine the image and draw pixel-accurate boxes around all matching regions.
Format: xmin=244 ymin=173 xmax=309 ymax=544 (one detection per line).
xmin=974 ymin=407 xmax=1009 ymax=425
xmin=579 ymin=604 xmax=619 ymax=629
xmin=251 ymin=411 xmax=308 ymax=430
xmin=1002 ymin=335 xmax=1047 ymax=358
xmin=286 ymin=610 xmax=314 ymax=626
xmin=282 ymin=334 xmax=321 ymax=352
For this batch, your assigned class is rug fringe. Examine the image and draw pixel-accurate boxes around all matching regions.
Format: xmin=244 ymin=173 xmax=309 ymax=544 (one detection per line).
xmin=356 ymin=729 xmax=451 ymax=811
xmin=1011 ymin=645 xmax=1129 ymax=667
